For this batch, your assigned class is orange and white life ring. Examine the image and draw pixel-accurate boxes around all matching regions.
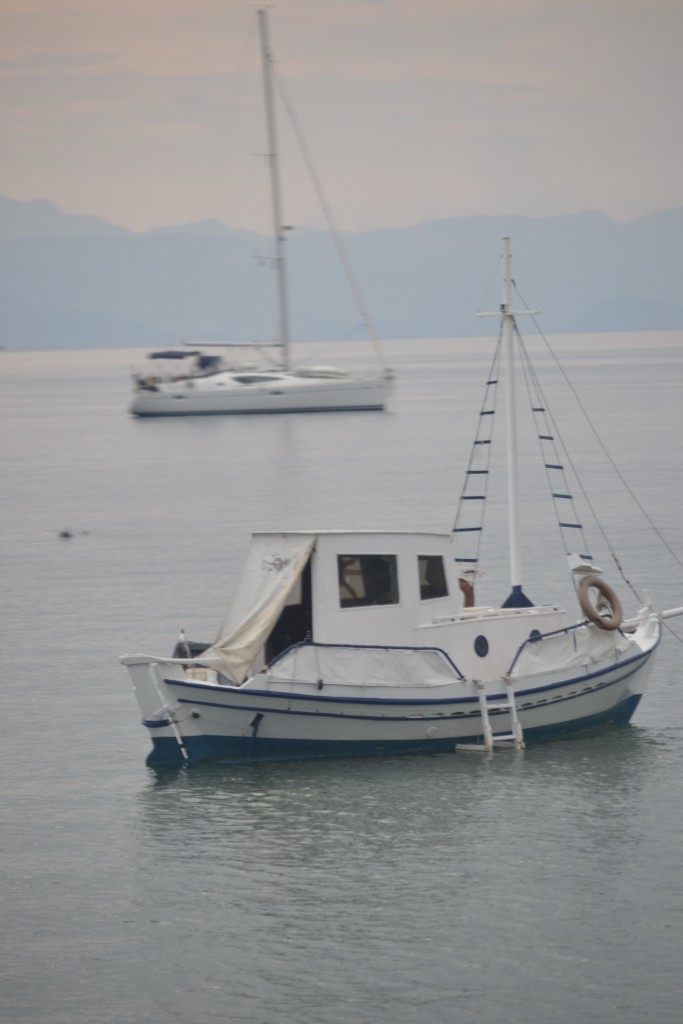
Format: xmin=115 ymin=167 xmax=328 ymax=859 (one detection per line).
xmin=577 ymin=575 xmax=623 ymax=631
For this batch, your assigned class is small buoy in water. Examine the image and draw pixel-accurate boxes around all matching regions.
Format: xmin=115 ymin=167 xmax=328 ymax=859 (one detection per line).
xmin=59 ymin=529 xmax=73 ymax=539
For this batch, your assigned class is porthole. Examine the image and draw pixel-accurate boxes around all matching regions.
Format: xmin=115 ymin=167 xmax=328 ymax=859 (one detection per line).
xmin=529 ymin=629 xmax=542 ymax=642
xmin=474 ymin=634 xmax=489 ymax=658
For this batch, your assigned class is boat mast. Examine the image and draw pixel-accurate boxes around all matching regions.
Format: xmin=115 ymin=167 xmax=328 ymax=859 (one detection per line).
xmin=479 ymin=237 xmax=539 ymax=607
xmin=257 ymin=8 xmax=291 ymax=371
xmin=501 ymin=238 xmax=525 ymax=604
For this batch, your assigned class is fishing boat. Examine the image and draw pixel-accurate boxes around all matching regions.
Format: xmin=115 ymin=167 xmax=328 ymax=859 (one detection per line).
xmin=129 ymin=9 xmax=389 ymax=418
xmin=121 ymin=237 xmax=683 ymax=766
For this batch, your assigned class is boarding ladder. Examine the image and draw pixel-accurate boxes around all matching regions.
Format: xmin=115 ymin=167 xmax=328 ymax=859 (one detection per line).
xmin=457 ymin=678 xmax=525 ymax=753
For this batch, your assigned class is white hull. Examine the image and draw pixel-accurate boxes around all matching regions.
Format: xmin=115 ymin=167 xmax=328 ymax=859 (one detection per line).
xmin=130 ymin=373 xmax=388 ymax=416
xmin=124 ymin=619 xmax=660 ymax=766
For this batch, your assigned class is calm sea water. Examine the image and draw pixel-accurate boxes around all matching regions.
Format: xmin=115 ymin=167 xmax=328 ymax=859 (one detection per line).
xmin=2 ymin=333 xmax=683 ymax=1024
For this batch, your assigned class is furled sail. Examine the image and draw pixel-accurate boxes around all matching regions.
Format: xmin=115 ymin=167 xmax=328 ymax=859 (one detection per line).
xmin=205 ymin=533 xmax=316 ymax=683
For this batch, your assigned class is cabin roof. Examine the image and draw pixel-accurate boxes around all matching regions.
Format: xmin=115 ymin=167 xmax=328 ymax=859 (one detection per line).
xmin=251 ymin=529 xmax=451 ymax=539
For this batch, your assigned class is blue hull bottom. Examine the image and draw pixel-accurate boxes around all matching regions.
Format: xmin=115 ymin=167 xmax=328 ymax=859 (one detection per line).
xmin=145 ymin=693 xmax=642 ymax=767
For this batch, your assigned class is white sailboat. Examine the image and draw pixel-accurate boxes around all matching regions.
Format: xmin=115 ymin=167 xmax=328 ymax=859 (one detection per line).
xmin=129 ymin=9 xmax=390 ymax=418
xmin=121 ymin=237 xmax=683 ymax=766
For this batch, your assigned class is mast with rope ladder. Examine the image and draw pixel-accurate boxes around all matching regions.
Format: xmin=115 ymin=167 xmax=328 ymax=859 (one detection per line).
xmin=476 ymin=237 xmax=539 ymax=608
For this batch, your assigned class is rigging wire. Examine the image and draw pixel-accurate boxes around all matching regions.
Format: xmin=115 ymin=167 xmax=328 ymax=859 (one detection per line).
xmin=296 ymin=322 xmax=378 ymax=366
xmin=271 ymin=64 xmax=390 ymax=374
xmin=512 ymin=280 xmax=683 ymax=642
xmin=516 ymin=332 xmax=595 ymax=569
xmin=515 ymin=324 xmax=642 ymax=605
xmin=513 ymin=280 xmax=683 ymax=573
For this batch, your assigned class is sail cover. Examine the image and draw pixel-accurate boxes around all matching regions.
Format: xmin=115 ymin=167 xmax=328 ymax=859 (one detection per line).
xmin=205 ymin=533 xmax=316 ymax=683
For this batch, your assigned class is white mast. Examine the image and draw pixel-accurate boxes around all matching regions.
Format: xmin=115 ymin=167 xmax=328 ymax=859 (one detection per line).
xmin=478 ymin=237 xmax=539 ymax=606
xmin=502 ymin=237 xmax=523 ymax=597
xmin=257 ymin=8 xmax=291 ymax=371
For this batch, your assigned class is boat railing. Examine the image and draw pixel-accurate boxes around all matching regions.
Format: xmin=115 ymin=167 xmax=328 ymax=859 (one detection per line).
xmin=506 ymin=619 xmax=631 ymax=678
xmin=120 ymin=653 xmax=224 ymax=668
xmin=268 ymin=640 xmax=466 ymax=681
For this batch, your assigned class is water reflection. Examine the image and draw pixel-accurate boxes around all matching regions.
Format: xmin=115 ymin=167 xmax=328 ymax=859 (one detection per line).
xmin=135 ymin=726 xmax=658 ymax=865
xmin=124 ymin=726 xmax=682 ymax=1024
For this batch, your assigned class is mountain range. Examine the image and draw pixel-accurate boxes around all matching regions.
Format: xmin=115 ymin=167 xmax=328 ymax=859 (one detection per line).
xmin=1 ymin=195 xmax=682 ymax=350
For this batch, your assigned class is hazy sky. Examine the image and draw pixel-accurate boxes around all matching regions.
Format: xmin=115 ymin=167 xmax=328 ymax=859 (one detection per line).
xmin=2 ymin=0 xmax=682 ymax=233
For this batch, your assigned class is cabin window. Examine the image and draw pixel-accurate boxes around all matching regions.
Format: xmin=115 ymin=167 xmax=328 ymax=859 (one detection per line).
xmin=338 ymin=554 xmax=399 ymax=608
xmin=418 ymin=555 xmax=449 ymax=600
xmin=233 ymin=374 xmax=282 ymax=384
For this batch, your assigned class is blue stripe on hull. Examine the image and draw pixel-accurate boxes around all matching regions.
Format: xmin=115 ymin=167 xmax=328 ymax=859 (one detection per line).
xmin=145 ymin=693 xmax=642 ymax=766
xmin=167 ymin=643 xmax=653 ymax=711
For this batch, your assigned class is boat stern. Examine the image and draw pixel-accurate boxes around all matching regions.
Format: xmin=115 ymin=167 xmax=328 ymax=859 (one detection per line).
xmin=120 ymin=655 xmax=189 ymax=766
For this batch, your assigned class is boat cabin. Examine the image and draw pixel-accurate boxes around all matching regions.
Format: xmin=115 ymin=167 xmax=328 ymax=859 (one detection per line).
xmin=206 ymin=531 xmax=568 ymax=684
xmin=276 ymin=531 xmax=463 ymax=652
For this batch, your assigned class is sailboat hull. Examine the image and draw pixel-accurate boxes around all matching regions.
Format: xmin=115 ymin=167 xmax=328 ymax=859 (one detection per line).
xmin=129 ymin=642 xmax=657 ymax=767
xmin=130 ymin=375 xmax=388 ymax=416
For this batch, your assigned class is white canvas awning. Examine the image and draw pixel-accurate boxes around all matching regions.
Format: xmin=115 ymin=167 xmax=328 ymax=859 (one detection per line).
xmin=510 ymin=625 xmax=630 ymax=679
xmin=264 ymin=644 xmax=461 ymax=688
xmin=205 ymin=533 xmax=317 ymax=683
